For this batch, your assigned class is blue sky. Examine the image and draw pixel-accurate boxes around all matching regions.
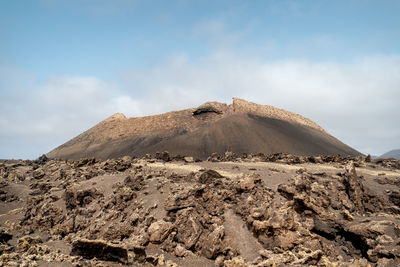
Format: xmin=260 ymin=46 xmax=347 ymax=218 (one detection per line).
xmin=3 ymin=0 xmax=399 ymax=79
xmin=1 ymin=0 xmax=400 ymax=158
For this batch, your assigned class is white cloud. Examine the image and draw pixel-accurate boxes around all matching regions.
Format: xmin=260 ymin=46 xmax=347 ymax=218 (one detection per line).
xmin=122 ymin=53 xmax=400 ymax=156
xmin=0 ymin=75 xmax=140 ymax=159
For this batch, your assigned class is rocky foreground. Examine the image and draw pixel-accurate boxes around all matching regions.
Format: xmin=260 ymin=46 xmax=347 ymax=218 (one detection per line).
xmin=1 ymin=153 xmax=400 ymax=266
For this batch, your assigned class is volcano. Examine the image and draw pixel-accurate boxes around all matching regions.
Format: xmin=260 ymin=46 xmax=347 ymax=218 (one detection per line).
xmin=47 ymin=98 xmax=361 ymax=160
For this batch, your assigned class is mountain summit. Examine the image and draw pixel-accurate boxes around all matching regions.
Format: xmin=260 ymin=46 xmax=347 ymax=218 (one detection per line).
xmin=47 ymin=98 xmax=361 ymax=160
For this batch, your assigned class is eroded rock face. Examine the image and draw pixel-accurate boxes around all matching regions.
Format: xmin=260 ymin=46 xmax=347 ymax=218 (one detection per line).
xmin=65 ymin=188 xmax=103 ymax=210
xmin=193 ymin=102 xmax=227 ymax=116
xmin=344 ymin=219 xmax=400 ymax=262
xmin=18 ymin=236 xmax=43 ymax=252
xmin=342 ymin=162 xmax=383 ymax=213
xmin=200 ymin=225 xmax=225 ymax=259
xmin=174 ymin=208 xmax=204 ymax=249
xmin=1 ymin=155 xmax=400 ymax=266
xmin=0 ymin=227 xmax=12 ymax=243
xmin=71 ymin=239 xmax=128 ymax=263
xmin=199 ymin=169 xmax=223 ymax=184
xmin=148 ymin=220 xmax=173 ymax=243
xmin=276 ymin=162 xmax=400 ymax=264
xmin=155 ymin=151 xmax=171 ymax=162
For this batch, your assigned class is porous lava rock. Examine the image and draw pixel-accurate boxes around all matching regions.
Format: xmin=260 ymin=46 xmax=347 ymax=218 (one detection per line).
xmin=1 ymin=155 xmax=400 ymax=266
xmin=71 ymin=239 xmax=128 ymax=263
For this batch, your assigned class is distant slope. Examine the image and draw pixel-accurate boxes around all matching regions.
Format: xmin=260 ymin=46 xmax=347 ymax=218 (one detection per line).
xmin=380 ymin=149 xmax=400 ymax=160
xmin=47 ymin=98 xmax=361 ymax=160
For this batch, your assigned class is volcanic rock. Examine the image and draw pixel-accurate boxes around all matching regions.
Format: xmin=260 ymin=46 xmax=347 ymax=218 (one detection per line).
xmin=183 ymin=156 xmax=194 ymax=163
xmin=71 ymin=239 xmax=128 ymax=263
xmin=47 ymin=98 xmax=361 ymax=160
xmin=0 ymin=228 xmax=12 ymax=243
xmin=2 ymin=153 xmax=400 ymax=266
xmin=174 ymin=208 xmax=204 ymax=249
xmin=148 ymin=220 xmax=173 ymax=243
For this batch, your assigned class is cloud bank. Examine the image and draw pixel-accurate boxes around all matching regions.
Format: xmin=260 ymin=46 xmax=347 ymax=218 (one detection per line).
xmin=1 ymin=54 xmax=399 ymax=158
xmin=122 ymin=53 xmax=400 ymax=155
xmin=0 ymin=76 xmax=140 ymax=158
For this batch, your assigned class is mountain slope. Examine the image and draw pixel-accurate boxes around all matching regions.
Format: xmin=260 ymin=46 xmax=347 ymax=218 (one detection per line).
xmin=380 ymin=149 xmax=400 ymax=160
xmin=47 ymin=98 xmax=361 ymax=160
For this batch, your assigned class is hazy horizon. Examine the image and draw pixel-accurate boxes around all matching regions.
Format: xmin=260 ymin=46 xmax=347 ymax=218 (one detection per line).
xmin=1 ymin=0 xmax=399 ymax=159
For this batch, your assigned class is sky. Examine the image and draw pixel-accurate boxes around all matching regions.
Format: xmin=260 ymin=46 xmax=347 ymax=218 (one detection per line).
xmin=1 ymin=0 xmax=399 ymax=159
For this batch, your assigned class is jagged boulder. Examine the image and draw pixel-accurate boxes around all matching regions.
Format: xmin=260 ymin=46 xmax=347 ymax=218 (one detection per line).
xmin=148 ymin=220 xmax=173 ymax=243
xmin=344 ymin=219 xmax=400 ymax=262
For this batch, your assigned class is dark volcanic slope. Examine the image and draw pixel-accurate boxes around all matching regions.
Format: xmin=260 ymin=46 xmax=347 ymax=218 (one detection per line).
xmin=47 ymin=98 xmax=361 ymax=160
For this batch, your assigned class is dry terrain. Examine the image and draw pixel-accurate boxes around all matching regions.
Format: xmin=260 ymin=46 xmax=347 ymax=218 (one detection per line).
xmin=1 ymin=153 xmax=400 ymax=266
xmin=47 ymin=99 xmax=361 ymax=160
